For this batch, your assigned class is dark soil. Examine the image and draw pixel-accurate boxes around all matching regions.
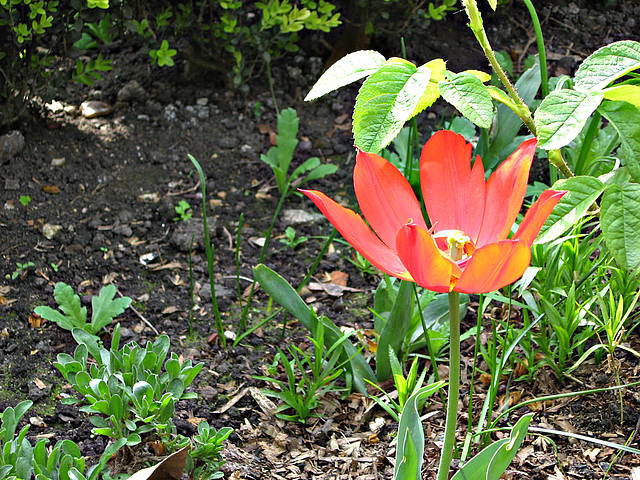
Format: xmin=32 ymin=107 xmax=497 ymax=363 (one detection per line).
xmin=1 ymin=0 xmax=640 ymax=478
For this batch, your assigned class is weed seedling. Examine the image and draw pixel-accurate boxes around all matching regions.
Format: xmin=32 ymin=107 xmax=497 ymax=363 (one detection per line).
xmin=279 ymin=226 xmax=308 ymax=250
xmin=174 ymin=199 xmax=193 ymax=221
xmin=19 ymin=195 xmax=31 ymax=206
xmin=9 ymin=261 xmax=34 ymax=280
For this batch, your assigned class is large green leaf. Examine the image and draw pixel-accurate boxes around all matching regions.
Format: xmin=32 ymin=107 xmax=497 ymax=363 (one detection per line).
xmin=438 ymin=72 xmax=493 ymax=129
xmin=534 ymin=89 xmax=603 ymax=149
xmin=536 ymin=176 xmax=605 ymax=244
xmin=305 ymin=50 xmax=386 ymax=101
xmin=376 ymin=280 xmax=413 ymax=381
xmin=598 ymin=100 xmax=640 ymax=183
xmin=354 ymin=57 xmax=431 ymax=153
xmin=451 ymin=414 xmax=533 ymax=480
xmin=601 ymin=183 xmax=640 ymax=270
xmin=395 ymin=383 xmax=447 ymax=480
xmin=574 ymin=40 xmax=640 ymax=91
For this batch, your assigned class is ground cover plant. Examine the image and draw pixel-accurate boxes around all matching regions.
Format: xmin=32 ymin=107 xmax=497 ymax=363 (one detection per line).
xmin=1 ymin=0 xmax=640 ymax=479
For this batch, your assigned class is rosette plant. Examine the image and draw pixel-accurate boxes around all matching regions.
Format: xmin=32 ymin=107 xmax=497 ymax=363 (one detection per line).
xmin=301 ymin=129 xmax=565 ymax=479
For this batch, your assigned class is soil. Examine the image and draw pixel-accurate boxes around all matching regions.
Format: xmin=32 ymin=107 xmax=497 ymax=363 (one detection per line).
xmin=1 ymin=0 xmax=640 ymax=479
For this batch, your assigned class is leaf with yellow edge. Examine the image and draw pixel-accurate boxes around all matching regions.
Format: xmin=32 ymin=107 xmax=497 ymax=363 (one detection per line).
xmin=603 ymin=84 xmax=640 ymax=109
xmin=487 ymin=0 xmax=497 ymax=10
xmin=463 ymin=69 xmax=491 ymax=83
xmin=410 ymin=58 xmax=446 ymax=118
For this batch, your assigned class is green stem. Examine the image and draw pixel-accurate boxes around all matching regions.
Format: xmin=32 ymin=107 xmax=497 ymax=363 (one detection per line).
xmin=463 ymin=0 xmax=535 ymax=134
xmin=464 ymin=0 xmax=575 ymax=179
xmin=521 ymin=0 xmax=549 ymax=98
xmin=437 ymin=291 xmax=461 ymax=480
xmin=574 ymin=111 xmax=601 ymax=176
xmin=548 ymin=148 xmax=574 ymax=179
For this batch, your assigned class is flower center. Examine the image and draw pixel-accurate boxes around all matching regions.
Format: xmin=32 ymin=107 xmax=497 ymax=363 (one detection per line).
xmin=447 ymin=231 xmax=471 ymax=262
xmin=433 ymin=229 xmax=476 ymax=262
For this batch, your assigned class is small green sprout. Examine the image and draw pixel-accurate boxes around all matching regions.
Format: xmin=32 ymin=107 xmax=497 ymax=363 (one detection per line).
xmin=174 ymin=200 xmax=193 ymax=221
xmin=9 ymin=261 xmax=34 ymax=280
xmin=150 ymin=40 xmax=177 ymax=67
xmin=19 ymin=195 xmax=31 ymax=206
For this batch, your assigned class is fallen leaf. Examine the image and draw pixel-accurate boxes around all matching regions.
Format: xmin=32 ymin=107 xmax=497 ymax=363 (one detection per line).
xmin=42 ymin=185 xmax=60 ymax=194
xmin=127 ymin=446 xmax=189 ymax=480
xmin=257 ymin=123 xmax=274 ymax=135
xmin=161 ymin=306 xmax=179 ymax=315
xmin=329 ymin=270 xmax=348 ymax=286
xmin=29 ymin=313 xmax=43 ymax=328
xmin=34 ymin=378 xmax=46 ymax=389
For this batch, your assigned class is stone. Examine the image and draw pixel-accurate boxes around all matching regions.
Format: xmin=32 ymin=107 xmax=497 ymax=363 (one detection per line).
xmin=80 ymin=101 xmax=113 ymax=118
xmin=117 ymin=79 xmax=148 ymax=103
xmin=0 ymin=130 xmax=25 ymax=161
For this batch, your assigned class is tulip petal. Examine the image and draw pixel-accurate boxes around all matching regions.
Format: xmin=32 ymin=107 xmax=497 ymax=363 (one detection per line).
xmin=300 ymin=189 xmax=413 ymax=281
xmin=513 ymin=189 xmax=566 ymax=246
xmin=396 ymin=222 xmax=461 ymax=293
xmin=354 ymin=149 xmax=428 ymax=249
xmin=420 ymin=130 xmax=486 ymax=242
xmin=454 ymin=240 xmax=531 ymax=294
xmin=476 ymin=138 xmax=537 ymax=246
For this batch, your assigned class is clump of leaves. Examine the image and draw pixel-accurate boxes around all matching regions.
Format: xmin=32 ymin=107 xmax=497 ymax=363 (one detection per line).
xmin=34 ymin=282 xmax=131 ymax=334
xmin=254 ymin=321 xmax=349 ymax=422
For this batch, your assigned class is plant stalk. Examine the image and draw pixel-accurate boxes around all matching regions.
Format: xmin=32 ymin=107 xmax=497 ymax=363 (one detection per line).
xmin=463 ymin=0 xmax=574 ymax=178
xmin=521 ymin=0 xmax=549 ymax=98
xmin=437 ymin=290 xmax=461 ymax=480
xmin=463 ymin=0 xmax=535 ymax=134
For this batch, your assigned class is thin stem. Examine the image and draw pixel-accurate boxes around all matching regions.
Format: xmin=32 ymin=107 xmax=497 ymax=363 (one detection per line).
xmin=463 ymin=0 xmax=535 ymax=134
xmin=521 ymin=0 xmax=549 ymax=98
xmin=413 ymin=284 xmax=447 ymax=406
xmin=574 ymin=111 xmax=601 ymax=176
xmin=463 ymin=0 xmax=575 ymax=179
xmin=437 ymin=291 xmax=461 ymax=480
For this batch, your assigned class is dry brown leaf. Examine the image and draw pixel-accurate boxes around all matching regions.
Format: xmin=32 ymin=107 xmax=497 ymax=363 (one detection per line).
xmin=329 ymin=270 xmax=348 ymax=286
xmin=257 ymin=123 xmax=274 ymax=135
xmin=149 ymin=262 xmax=184 ymax=271
xmin=34 ymin=378 xmax=47 ymax=390
xmin=42 ymin=185 xmax=60 ymax=194
xmin=29 ymin=313 xmax=43 ymax=327
xmin=127 ymin=446 xmax=188 ymax=480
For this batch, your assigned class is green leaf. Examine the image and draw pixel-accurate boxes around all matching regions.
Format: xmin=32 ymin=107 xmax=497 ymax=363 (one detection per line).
xmin=438 ymin=72 xmax=493 ymax=129
xmin=411 ymin=58 xmax=446 ymax=117
xmin=394 ymin=383 xmax=446 ymax=480
xmin=603 ymin=84 xmax=640 ymax=109
xmin=376 ymin=280 xmax=413 ymax=381
xmin=452 ymin=414 xmax=533 ymax=480
xmin=91 ymin=285 xmax=132 ymax=333
xmin=487 ymin=0 xmax=497 ymax=10
xmin=534 ymin=89 xmax=603 ymax=149
xmin=598 ymin=100 xmax=640 ymax=183
xmin=305 ymin=50 xmax=386 ymax=101
xmin=574 ymin=40 xmax=640 ymax=91
xmin=35 ymin=282 xmax=87 ymax=330
xmin=354 ymin=58 xmax=431 ymax=153
xmin=395 ymin=427 xmax=418 ymax=480
xmin=601 ymin=183 xmax=640 ymax=270
xmin=536 ymin=176 xmax=605 ymax=244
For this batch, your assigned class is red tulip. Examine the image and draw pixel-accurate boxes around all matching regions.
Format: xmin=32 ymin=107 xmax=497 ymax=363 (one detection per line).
xmin=300 ymin=130 xmax=566 ymax=294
